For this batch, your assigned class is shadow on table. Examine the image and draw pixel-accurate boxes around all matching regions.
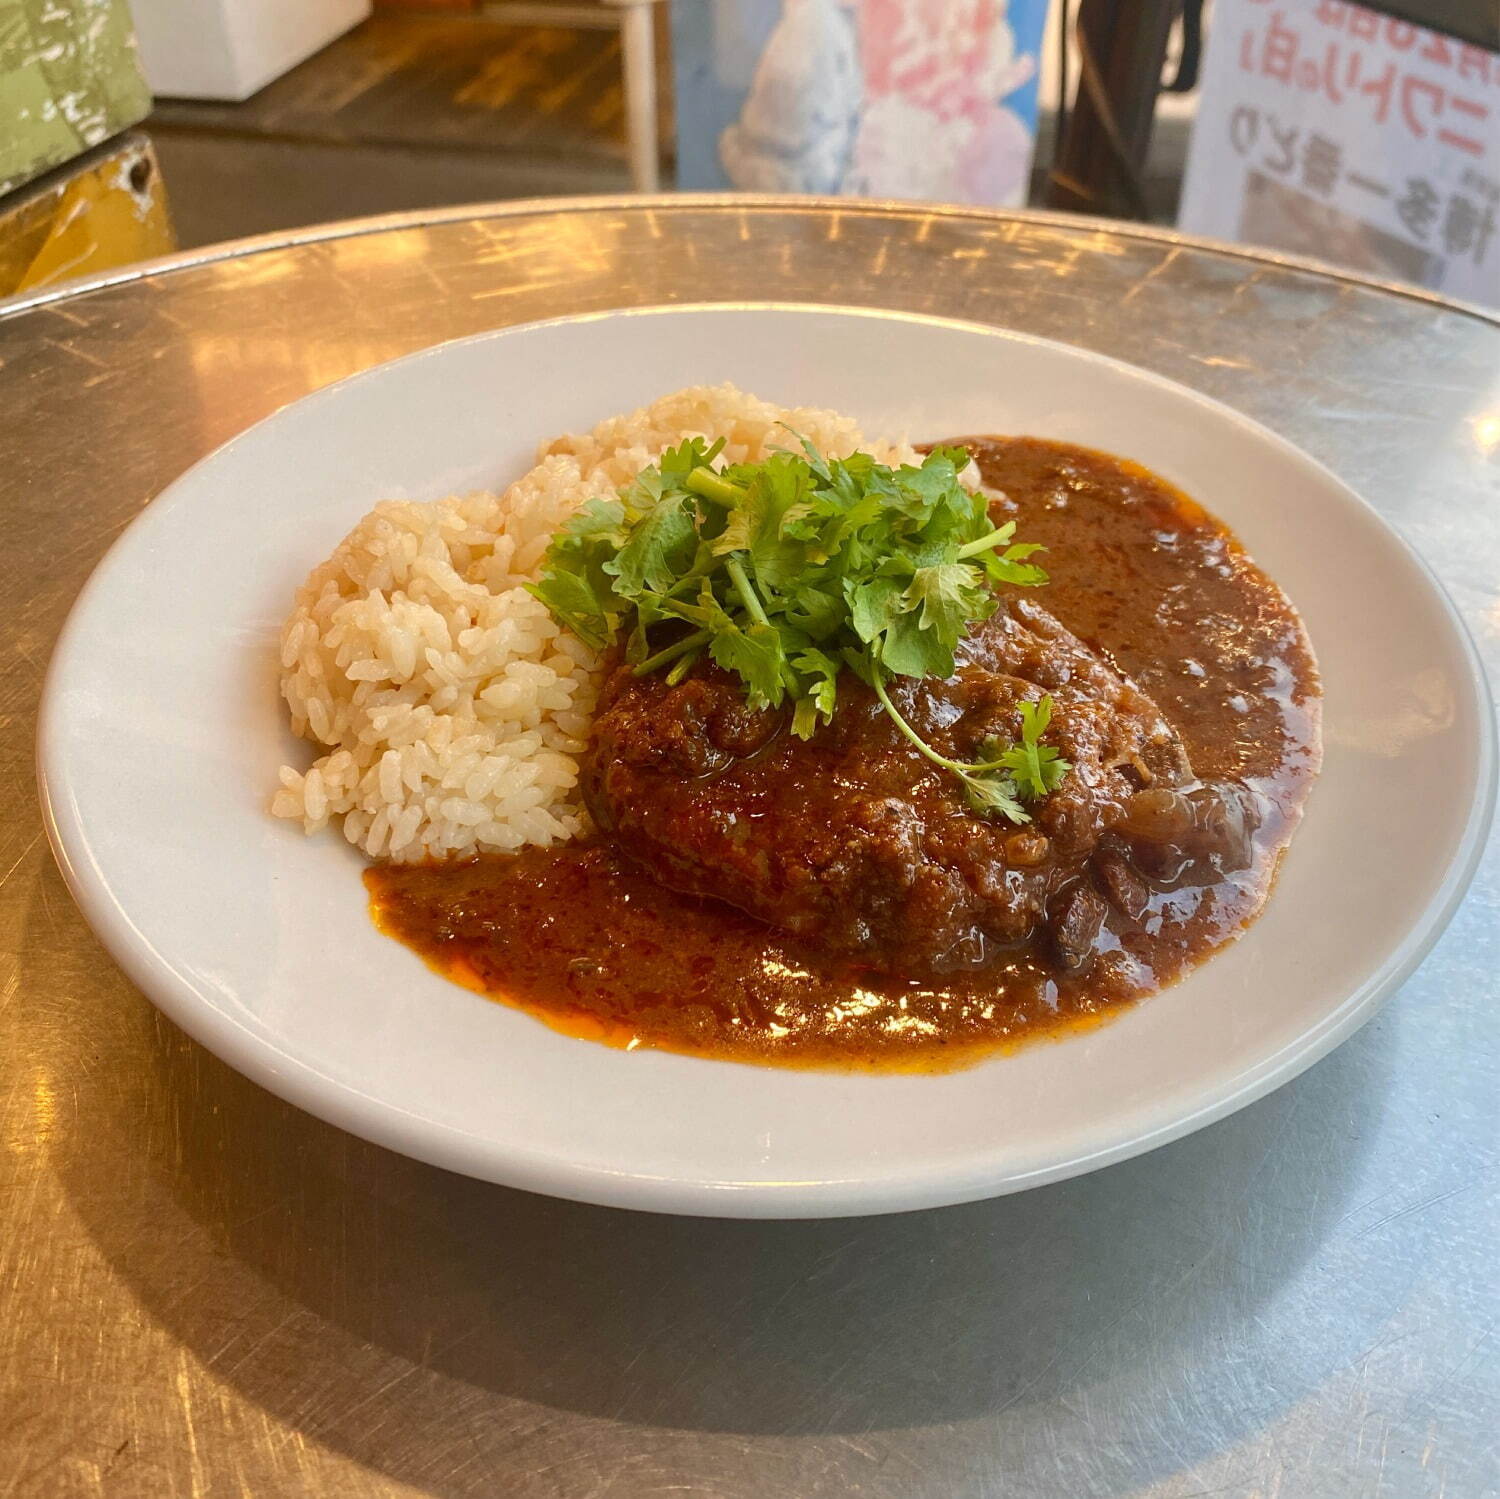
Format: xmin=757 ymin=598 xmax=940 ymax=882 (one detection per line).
xmin=54 ymin=899 xmax=1393 ymax=1493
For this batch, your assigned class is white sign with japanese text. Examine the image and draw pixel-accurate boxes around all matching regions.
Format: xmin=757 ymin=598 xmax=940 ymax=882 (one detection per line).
xmin=1179 ymin=0 xmax=1498 ymax=306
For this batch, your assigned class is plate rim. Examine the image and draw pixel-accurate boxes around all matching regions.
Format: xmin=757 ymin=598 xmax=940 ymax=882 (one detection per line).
xmin=36 ymin=301 xmax=1498 ymax=1217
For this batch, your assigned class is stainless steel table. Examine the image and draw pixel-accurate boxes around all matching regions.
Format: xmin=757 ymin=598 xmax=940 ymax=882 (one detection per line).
xmin=2 ymin=198 xmax=1496 ymax=1499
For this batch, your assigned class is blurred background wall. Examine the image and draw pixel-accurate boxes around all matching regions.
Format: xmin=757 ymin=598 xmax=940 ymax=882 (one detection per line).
xmin=1 ymin=0 xmax=1493 ymax=301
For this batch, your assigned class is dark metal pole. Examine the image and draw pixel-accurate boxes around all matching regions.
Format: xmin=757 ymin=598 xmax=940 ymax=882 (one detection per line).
xmin=1044 ymin=0 xmax=1179 ymax=220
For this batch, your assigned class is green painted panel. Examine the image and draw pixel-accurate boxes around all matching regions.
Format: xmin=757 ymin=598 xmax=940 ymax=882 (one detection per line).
xmin=0 ymin=0 xmax=151 ymax=196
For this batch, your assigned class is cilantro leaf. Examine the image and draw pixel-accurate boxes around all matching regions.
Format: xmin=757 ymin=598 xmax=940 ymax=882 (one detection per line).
xmin=983 ymin=546 xmax=1051 ymax=589
xmin=524 ymin=495 xmax=628 ymax=647
xmin=878 ymin=608 xmax=954 ymax=679
xmin=607 ymin=489 xmax=696 ymax=597
xmin=526 ymin=569 xmax=616 ymax=651
xmin=847 ymin=573 xmax=905 ymax=646
xmin=992 ymin=695 xmax=1073 ymax=800
xmin=706 ymin=619 xmax=786 ymax=710
xmin=558 ymin=494 xmax=628 ymax=547
xmin=906 ymin=563 xmax=993 ymax=646
xmin=784 ymin=581 xmax=842 ymax=638
xmin=789 ymin=647 xmax=841 ymax=737
xmin=963 ymin=773 xmax=1030 ymax=824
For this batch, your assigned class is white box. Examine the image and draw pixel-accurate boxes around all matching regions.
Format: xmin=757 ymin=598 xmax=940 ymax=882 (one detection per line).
xmin=129 ymin=0 xmax=373 ymax=102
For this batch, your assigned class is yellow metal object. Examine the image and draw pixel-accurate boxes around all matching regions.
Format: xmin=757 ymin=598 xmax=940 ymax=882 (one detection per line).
xmin=0 ymin=133 xmax=175 ymax=298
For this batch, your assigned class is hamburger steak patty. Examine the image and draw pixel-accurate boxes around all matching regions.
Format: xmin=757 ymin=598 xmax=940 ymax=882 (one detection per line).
xmin=583 ymin=596 xmax=1259 ymax=975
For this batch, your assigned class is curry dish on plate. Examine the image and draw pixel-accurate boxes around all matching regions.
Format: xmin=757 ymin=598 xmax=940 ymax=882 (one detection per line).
xmin=275 ymin=388 xmax=1320 ymax=1071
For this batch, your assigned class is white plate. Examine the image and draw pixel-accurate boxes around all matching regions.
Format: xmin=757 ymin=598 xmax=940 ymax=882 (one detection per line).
xmin=38 ymin=304 xmax=1494 ymax=1218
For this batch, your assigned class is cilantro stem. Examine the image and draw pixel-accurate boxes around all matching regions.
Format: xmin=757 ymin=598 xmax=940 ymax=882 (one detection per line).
xmin=725 ymin=557 xmax=804 ymax=700
xmin=685 ymin=468 xmax=745 ymax=508
xmin=632 ymin=629 xmax=709 ymax=676
xmin=871 ymin=668 xmax=1030 ymax=822
xmin=724 ymin=558 xmax=771 ymax=627
xmin=665 ymin=649 xmax=702 ymax=686
xmin=956 ymin=525 xmax=1016 ymax=560
xmin=868 ymin=668 xmax=1008 ymax=775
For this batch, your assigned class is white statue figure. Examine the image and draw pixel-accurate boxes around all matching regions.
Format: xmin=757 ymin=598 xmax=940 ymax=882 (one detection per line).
xmin=718 ymin=0 xmax=863 ymax=194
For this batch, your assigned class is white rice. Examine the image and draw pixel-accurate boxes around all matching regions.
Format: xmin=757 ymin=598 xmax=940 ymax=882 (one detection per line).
xmin=272 ymin=384 xmax=920 ymax=861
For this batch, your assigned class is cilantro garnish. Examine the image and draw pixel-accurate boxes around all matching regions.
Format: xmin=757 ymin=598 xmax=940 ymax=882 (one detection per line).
xmin=993 ymin=696 xmax=1073 ymax=802
xmin=528 ymin=434 xmax=1071 ymax=822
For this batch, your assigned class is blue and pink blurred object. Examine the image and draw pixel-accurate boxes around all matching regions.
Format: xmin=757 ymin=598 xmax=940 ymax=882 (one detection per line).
xmin=672 ymin=0 xmax=1050 ymax=205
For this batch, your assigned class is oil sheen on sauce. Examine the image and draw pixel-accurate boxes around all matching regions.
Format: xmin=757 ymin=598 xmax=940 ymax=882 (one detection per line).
xmin=366 ymin=438 xmax=1321 ymax=1072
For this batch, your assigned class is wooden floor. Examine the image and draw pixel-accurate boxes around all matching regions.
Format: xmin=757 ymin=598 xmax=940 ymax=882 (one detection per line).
xmin=147 ymin=11 xmax=671 ymax=248
xmin=150 ymin=13 xmax=664 ymax=164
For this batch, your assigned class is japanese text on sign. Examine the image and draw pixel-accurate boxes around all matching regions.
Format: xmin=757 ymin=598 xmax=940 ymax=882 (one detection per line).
xmin=1180 ymin=0 xmax=1499 ymax=305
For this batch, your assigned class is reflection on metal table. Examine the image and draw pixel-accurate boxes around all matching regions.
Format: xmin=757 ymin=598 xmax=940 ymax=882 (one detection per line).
xmin=1 ymin=197 xmax=1496 ymax=1499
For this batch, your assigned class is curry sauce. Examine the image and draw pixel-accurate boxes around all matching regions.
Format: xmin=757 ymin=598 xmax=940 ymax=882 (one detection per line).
xmin=366 ymin=438 xmax=1320 ymax=1071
